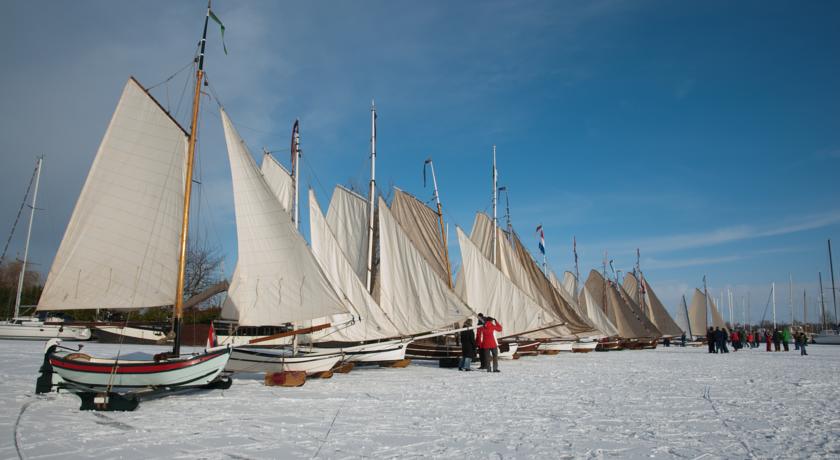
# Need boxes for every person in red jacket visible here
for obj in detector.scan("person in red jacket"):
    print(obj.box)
[476,317,502,373]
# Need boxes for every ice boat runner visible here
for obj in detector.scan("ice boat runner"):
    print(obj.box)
[218,110,349,375]
[0,157,91,341]
[34,5,232,410]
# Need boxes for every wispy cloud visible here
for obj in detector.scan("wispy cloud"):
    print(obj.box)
[643,255,744,270]
[594,209,840,256]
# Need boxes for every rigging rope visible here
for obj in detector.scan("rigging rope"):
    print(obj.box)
[1,162,38,264]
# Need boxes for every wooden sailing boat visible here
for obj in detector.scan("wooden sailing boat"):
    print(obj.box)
[0,157,91,341]
[217,110,349,375]
[34,6,231,410]
[582,270,661,349]
[622,272,683,338]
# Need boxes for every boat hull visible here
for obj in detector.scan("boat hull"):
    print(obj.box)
[406,338,517,360]
[50,347,231,391]
[311,340,409,363]
[226,347,342,375]
[572,341,598,353]
[813,332,840,345]
[0,321,91,341]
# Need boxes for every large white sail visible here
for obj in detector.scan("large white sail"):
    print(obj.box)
[561,271,578,298]
[687,289,709,337]
[38,78,187,311]
[707,295,729,332]
[220,109,347,326]
[378,198,473,332]
[325,186,369,283]
[260,153,294,212]
[456,227,551,336]
[309,189,401,341]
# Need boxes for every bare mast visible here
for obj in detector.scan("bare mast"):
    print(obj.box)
[424,158,452,287]
[829,239,837,327]
[14,156,42,320]
[173,2,211,356]
[365,101,377,293]
[491,145,498,265]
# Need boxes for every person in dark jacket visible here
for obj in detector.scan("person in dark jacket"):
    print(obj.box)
[680,332,686,347]
[459,319,476,371]
[716,328,729,353]
[707,327,716,353]
[476,317,502,373]
[798,332,808,356]
[773,329,782,351]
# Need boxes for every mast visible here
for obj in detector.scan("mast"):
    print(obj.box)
[573,236,580,293]
[14,156,42,319]
[602,251,608,314]
[635,249,643,312]
[772,282,776,330]
[703,275,709,330]
[491,145,498,265]
[829,239,837,327]
[364,101,377,292]
[293,119,301,230]
[819,272,827,330]
[789,273,794,326]
[173,2,211,356]
[747,291,751,330]
[424,158,452,287]
[803,289,807,332]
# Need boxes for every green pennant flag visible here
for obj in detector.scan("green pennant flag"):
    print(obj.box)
[209,10,227,55]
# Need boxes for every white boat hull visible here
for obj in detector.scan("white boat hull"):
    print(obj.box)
[813,331,840,345]
[572,341,598,353]
[498,342,518,359]
[227,347,343,375]
[311,340,409,363]
[541,341,574,352]
[49,346,231,391]
[0,321,91,341]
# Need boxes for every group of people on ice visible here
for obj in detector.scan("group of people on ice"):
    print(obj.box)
[458,313,503,372]
[706,326,809,356]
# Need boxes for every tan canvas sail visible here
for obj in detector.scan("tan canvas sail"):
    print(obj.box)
[675,295,690,335]
[456,227,556,336]
[325,186,369,283]
[562,271,578,299]
[389,189,450,284]
[308,189,401,341]
[220,109,348,326]
[708,295,729,332]
[623,273,683,337]
[617,282,662,337]
[687,288,709,337]
[577,284,621,337]
[468,213,573,338]
[39,78,188,311]
[378,198,473,332]
[583,270,657,339]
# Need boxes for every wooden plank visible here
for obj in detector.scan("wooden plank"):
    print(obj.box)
[248,323,331,344]
[264,371,306,387]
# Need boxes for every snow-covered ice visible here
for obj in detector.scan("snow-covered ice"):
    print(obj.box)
[2,340,839,459]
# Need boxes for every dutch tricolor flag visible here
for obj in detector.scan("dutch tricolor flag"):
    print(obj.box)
[536,225,545,255]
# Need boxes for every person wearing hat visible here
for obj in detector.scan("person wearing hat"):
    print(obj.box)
[476,316,503,373]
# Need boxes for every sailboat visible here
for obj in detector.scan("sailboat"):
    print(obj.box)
[686,281,728,339]
[34,6,231,410]
[552,271,620,351]
[582,270,661,349]
[674,295,692,339]
[217,110,350,375]
[622,272,683,339]
[0,157,91,341]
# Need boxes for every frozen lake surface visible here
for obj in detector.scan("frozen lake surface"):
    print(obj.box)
[1,340,839,459]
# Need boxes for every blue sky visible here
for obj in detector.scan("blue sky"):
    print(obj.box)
[1,1,839,323]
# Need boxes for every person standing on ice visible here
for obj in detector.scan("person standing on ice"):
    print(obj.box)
[476,316,502,373]
[782,328,791,351]
[765,330,772,351]
[680,332,686,347]
[476,313,488,370]
[717,328,729,353]
[707,327,716,353]
[459,319,476,371]
[773,329,782,351]
[797,332,808,356]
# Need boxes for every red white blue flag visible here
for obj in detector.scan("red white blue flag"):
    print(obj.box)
[536,225,545,255]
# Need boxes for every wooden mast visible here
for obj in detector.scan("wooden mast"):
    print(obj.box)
[14,156,42,320]
[424,158,452,288]
[173,2,211,356]
[365,101,376,293]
